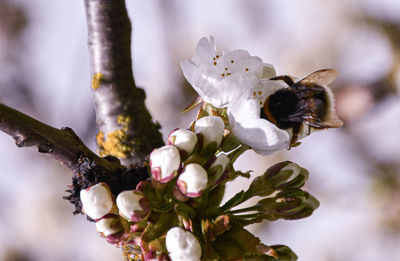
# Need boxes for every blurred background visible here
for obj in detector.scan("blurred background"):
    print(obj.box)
[0,0,399,260]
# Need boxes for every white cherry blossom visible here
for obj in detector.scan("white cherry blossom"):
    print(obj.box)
[180,36,275,108]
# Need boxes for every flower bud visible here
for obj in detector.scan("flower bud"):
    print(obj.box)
[255,189,319,220]
[209,154,230,172]
[177,163,208,198]
[116,190,150,222]
[246,161,308,198]
[166,227,202,261]
[96,214,128,245]
[150,145,181,183]
[167,128,198,157]
[80,183,114,220]
[194,116,224,152]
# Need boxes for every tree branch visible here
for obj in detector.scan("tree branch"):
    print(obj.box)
[84,0,164,166]
[0,102,151,214]
[0,103,123,175]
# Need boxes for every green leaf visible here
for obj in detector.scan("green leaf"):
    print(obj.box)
[141,212,175,243]
[220,190,245,212]
[142,181,162,209]
[232,169,252,179]
[220,132,241,152]
[213,225,277,259]
[174,202,196,219]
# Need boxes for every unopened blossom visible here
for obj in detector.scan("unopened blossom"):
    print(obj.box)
[116,190,150,222]
[96,214,128,244]
[150,145,181,183]
[208,154,230,174]
[80,182,114,220]
[177,163,208,198]
[167,128,198,156]
[194,116,224,150]
[180,36,276,108]
[166,227,202,261]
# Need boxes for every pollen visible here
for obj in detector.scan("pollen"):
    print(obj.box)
[221,73,225,77]
[213,57,216,61]
[225,67,228,71]
[245,68,249,71]
[227,73,231,76]
[216,55,220,58]
[253,91,256,96]
[213,62,217,66]
[231,60,234,63]
[258,91,262,95]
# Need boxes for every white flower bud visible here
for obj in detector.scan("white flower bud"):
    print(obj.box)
[167,128,198,156]
[95,214,128,245]
[150,145,181,183]
[166,227,202,261]
[209,154,230,173]
[194,116,224,150]
[96,215,124,237]
[177,163,208,198]
[116,190,150,222]
[80,183,113,220]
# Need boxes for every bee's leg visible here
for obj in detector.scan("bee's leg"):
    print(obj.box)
[289,124,300,149]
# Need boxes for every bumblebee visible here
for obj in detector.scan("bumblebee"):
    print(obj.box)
[261,69,343,148]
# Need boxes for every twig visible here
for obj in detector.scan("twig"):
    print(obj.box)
[0,102,124,181]
[84,0,164,166]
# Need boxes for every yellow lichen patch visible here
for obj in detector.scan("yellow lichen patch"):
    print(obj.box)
[117,115,132,129]
[91,72,104,90]
[96,115,134,159]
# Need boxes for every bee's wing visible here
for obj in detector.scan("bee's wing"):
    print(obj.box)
[297,69,338,86]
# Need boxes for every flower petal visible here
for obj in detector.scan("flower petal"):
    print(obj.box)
[228,80,290,155]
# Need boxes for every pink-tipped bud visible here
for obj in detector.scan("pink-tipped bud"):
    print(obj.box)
[116,190,150,222]
[167,128,198,157]
[177,163,208,198]
[166,227,202,261]
[150,145,181,183]
[95,214,128,245]
[80,182,114,220]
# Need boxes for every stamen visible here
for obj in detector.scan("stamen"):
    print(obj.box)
[245,68,249,71]
[221,73,225,77]
[213,62,217,66]
[231,60,234,63]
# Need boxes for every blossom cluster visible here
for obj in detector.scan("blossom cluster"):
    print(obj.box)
[181,36,342,154]
[77,36,342,261]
